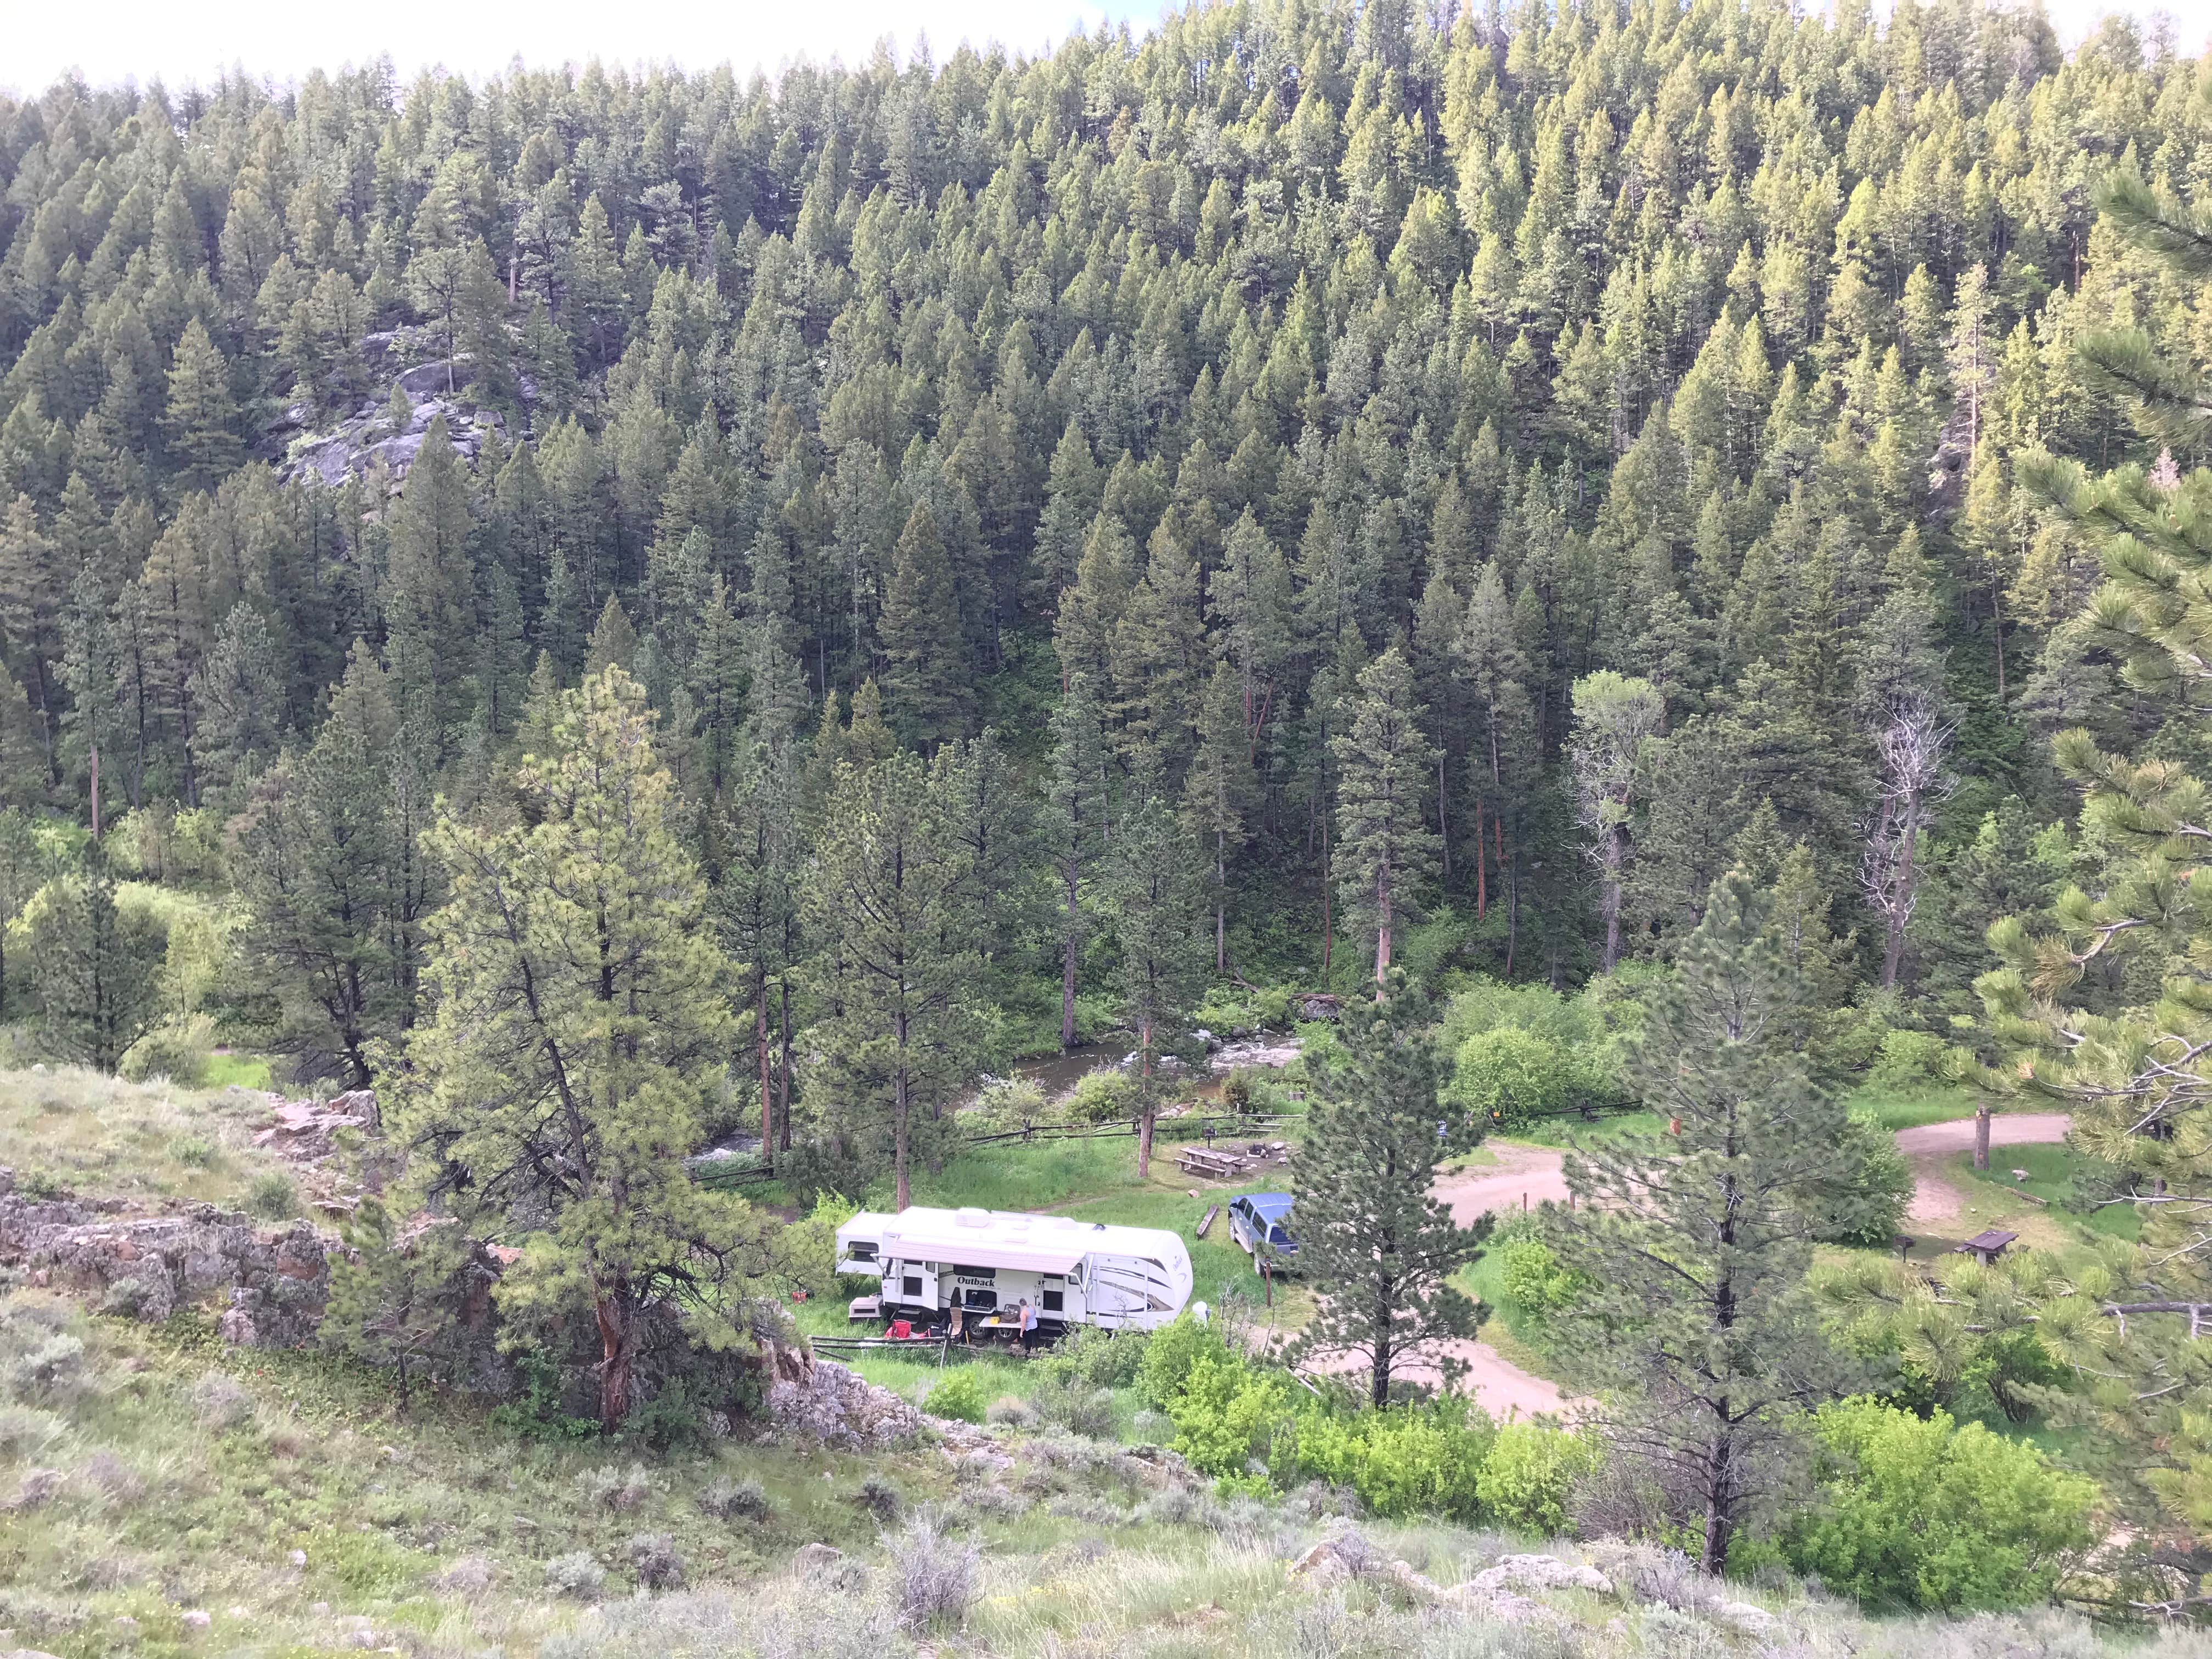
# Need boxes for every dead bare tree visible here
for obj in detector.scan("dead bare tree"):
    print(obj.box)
[1861,692,1955,990]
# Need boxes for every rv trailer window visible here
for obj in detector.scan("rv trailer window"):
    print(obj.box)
[950,1264,996,1280]
[1042,1290,1064,1312]
[847,1242,876,1260]
[901,1276,922,1297]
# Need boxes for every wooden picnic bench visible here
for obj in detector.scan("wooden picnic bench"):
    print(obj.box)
[1177,1146,1244,1179]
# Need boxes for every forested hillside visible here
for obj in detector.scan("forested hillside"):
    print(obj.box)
[1,0,2197,1078]
[14,0,2212,1634]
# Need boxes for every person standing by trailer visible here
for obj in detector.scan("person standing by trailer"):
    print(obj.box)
[1019,1299,1036,1353]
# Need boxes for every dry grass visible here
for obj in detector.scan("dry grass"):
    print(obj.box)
[0,1064,290,1209]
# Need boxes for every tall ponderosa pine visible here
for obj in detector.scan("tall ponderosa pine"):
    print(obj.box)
[1109,754,1207,1178]
[403,667,762,1430]
[1289,974,1488,1405]
[1045,669,1110,1051]
[231,642,433,1086]
[1548,871,1869,1573]
[1330,646,1438,986]
[1183,659,1255,971]
[803,748,978,1210]
[1977,115,2212,1590]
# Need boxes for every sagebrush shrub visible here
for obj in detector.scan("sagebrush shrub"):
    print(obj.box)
[189,1369,253,1430]
[891,1514,978,1632]
[699,1477,769,1521]
[544,1550,607,1598]
[627,1532,685,1589]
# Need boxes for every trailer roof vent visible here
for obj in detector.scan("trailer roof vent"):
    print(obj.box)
[955,1207,990,1227]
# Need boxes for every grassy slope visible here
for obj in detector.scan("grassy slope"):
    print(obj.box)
[0,1066,2179,1656]
[0,1068,299,1215]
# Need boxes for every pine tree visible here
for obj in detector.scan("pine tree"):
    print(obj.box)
[1045,669,1110,1051]
[1330,646,1438,986]
[802,748,978,1210]
[24,843,167,1073]
[1183,659,1256,971]
[1109,753,1207,1178]
[1289,974,1488,1405]
[583,592,639,679]
[321,1193,476,1411]
[232,642,433,1086]
[1548,871,1869,1573]
[161,319,241,494]
[403,667,758,1430]
[383,417,478,741]
[882,499,968,748]
[185,602,285,807]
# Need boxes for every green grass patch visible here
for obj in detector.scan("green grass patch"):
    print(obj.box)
[1454,1248,1571,1386]
[1498,1110,1671,1148]
[1959,1144,2141,1240]
[1846,1084,1981,1132]
[203,1052,274,1091]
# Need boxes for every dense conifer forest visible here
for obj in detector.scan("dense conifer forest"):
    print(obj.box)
[15,0,2212,1598]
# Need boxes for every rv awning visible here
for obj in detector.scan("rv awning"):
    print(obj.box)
[870,1209,1093,1276]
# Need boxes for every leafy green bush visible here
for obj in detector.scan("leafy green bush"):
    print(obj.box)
[1164,1352,1290,1477]
[1498,1233,1589,1318]
[1869,1026,1954,1092]
[246,1170,298,1220]
[1472,1421,1602,1535]
[120,1017,214,1086]
[1447,1028,1581,1127]
[1032,1323,1147,1392]
[923,1370,987,1423]
[1135,1312,1229,1406]
[1780,1399,2095,1610]
[1812,1120,1915,1246]
[1067,1066,1136,1124]
[1290,1397,1495,1521]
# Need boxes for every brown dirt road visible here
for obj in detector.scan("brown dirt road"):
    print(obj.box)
[1404,1113,2076,1419]
[1894,1111,2073,1223]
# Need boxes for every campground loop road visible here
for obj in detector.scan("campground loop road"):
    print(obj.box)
[1412,1112,2077,1420]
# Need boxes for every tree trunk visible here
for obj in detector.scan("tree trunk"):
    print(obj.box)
[1136,1028,1156,1179]
[1061,874,1080,1051]
[1880,814,1916,992]
[1974,1101,1991,1172]
[777,978,794,1152]
[1699,1446,1733,1575]
[595,1290,634,1431]
[757,991,774,1171]
[1991,583,2006,706]
[1601,826,1623,973]
[1374,874,1391,987]
[1474,798,1486,918]
[1437,752,1450,878]
[1216,827,1227,972]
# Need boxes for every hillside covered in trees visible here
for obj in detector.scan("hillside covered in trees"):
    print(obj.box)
[0,0,2196,1072]
[13,0,2212,1633]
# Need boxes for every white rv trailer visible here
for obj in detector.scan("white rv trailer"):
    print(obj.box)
[835,1206,1193,1333]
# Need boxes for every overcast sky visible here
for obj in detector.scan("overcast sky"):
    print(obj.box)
[0,0,2196,100]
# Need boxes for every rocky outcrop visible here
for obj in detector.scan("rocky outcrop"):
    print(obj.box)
[284,388,504,489]
[256,1090,378,1161]
[0,1170,330,1348]
[761,1344,922,1449]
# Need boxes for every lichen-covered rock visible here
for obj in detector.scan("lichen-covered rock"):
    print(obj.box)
[1468,1554,1615,1598]
[0,1182,330,1347]
[762,1346,922,1449]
